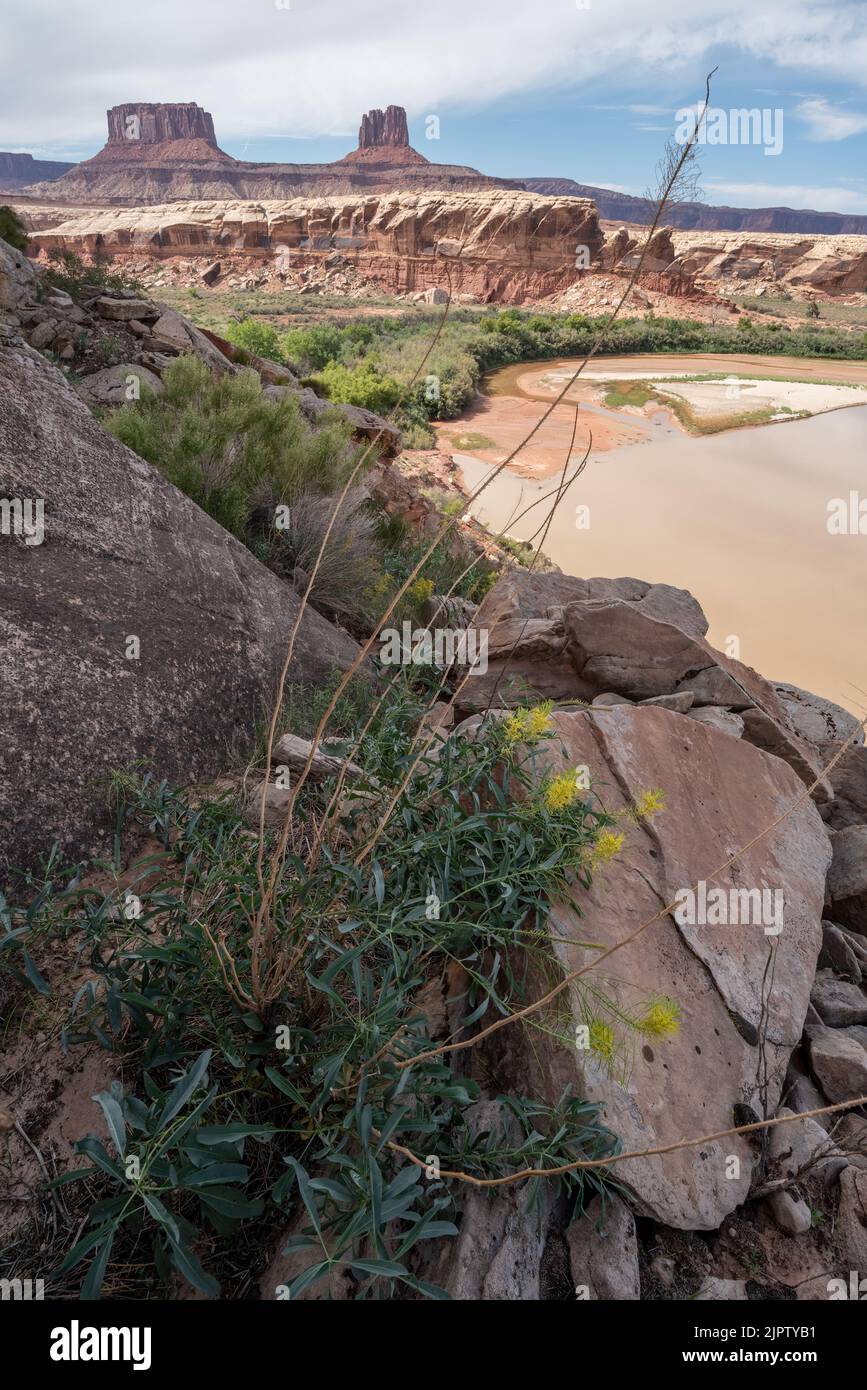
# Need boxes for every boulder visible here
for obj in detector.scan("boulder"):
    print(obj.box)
[28,320,57,349]
[565,1194,640,1300]
[826,825,867,934]
[147,304,236,374]
[0,235,37,309]
[835,1114,867,1171]
[74,362,164,407]
[819,923,863,983]
[93,295,158,322]
[768,1106,847,1186]
[479,705,830,1229]
[784,1050,828,1115]
[810,970,867,1027]
[767,1189,812,1235]
[639,692,695,712]
[825,745,867,831]
[412,1101,553,1299]
[807,1025,867,1103]
[773,683,864,755]
[0,339,360,877]
[463,572,830,803]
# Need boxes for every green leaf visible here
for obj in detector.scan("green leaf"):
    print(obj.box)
[157,1049,212,1128]
[91,1090,126,1158]
[286,1260,331,1299]
[349,1258,407,1278]
[142,1193,181,1244]
[22,948,50,995]
[55,1221,119,1276]
[180,1163,248,1188]
[80,1229,116,1301]
[284,1157,321,1238]
[196,1186,264,1220]
[168,1237,220,1299]
[265,1067,305,1105]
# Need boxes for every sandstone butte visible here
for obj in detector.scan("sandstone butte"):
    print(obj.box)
[25,191,606,303]
[24,101,522,203]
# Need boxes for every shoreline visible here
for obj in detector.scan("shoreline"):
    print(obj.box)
[437,353,867,480]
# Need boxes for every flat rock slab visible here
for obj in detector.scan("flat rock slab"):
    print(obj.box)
[514,706,829,1229]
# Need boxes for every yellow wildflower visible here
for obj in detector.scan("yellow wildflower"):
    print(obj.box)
[634,788,665,819]
[640,998,681,1038]
[588,1020,616,1064]
[543,769,580,812]
[592,830,624,865]
[502,701,553,746]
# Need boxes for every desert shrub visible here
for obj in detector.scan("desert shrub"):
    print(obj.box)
[104,354,361,540]
[317,359,402,415]
[282,323,345,371]
[252,485,383,625]
[224,317,285,363]
[42,247,143,299]
[0,204,28,251]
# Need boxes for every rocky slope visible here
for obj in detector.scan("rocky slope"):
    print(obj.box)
[0,235,401,874]
[24,190,605,303]
[263,567,867,1298]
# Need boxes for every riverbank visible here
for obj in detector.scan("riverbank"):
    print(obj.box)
[435,354,867,480]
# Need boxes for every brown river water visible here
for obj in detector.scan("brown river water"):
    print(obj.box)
[451,357,867,715]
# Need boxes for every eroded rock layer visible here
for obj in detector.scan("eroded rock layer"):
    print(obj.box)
[25,191,604,303]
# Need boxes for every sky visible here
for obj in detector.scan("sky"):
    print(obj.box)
[2,0,867,213]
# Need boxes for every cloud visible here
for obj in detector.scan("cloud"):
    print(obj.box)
[2,0,867,155]
[705,179,867,213]
[796,97,867,140]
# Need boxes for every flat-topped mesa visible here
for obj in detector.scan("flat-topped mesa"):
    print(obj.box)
[85,102,234,166]
[359,105,410,149]
[106,102,219,147]
[0,151,74,188]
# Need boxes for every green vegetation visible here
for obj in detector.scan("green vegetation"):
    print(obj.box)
[41,247,144,299]
[0,204,28,252]
[176,300,867,452]
[0,696,673,1299]
[101,355,495,629]
[600,378,788,436]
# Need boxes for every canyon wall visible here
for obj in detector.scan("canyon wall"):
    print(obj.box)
[0,151,74,190]
[26,190,604,303]
[670,229,867,295]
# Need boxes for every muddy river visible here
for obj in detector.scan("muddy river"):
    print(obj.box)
[447,355,867,714]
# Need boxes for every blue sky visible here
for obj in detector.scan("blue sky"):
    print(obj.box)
[3,0,867,213]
